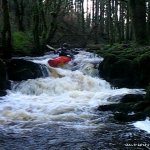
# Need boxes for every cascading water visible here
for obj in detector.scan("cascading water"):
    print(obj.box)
[0,51,143,126]
[0,50,149,150]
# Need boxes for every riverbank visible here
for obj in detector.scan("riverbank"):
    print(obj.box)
[88,43,150,88]
[89,43,150,122]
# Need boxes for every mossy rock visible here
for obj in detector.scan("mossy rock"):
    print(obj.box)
[138,54,150,87]
[102,54,118,65]
[99,57,139,87]
[98,44,150,88]
[110,59,133,78]
[120,94,144,103]
[99,54,118,79]
[109,59,141,88]
[111,78,135,88]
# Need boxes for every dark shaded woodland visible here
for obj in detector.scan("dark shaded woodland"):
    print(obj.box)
[0,0,150,58]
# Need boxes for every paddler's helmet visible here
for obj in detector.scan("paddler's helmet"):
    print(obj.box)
[62,43,69,49]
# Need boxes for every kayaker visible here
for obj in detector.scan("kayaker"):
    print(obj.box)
[55,43,74,59]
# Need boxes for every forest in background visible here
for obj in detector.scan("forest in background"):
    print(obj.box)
[0,0,150,58]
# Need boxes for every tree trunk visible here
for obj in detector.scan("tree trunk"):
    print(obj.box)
[120,2,125,41]
[81,0,85,33]
[92,0,95,26]
[148,1,150,42]
[114,0,121,42]
[126,2,130,42]
[46,0,62,43]
[46,13,58,43]
[1,0,12,59]
[39,0,47,39]
[99,0,105,37]
[94,0,99,44]
[129,0,147,45]
[13,0,25,31]
[108,0,113,44]
[32,0,40,50]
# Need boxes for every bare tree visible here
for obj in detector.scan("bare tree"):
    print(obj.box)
[129,0,147,44]
[1,0,12,58]
[13,0,25,31]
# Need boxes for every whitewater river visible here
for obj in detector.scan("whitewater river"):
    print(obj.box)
[0,51,150,150]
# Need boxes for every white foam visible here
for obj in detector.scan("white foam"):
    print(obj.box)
[0,51,145,127]
[133,118,150,133]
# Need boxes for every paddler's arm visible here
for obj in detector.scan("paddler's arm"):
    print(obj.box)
[46,45,58,54]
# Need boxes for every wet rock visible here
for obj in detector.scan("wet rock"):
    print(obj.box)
[98,53,150,88]
[0,90,7,96]
[99,54,118,81]
[7,59,45,81]
[114,112,146,122]
[0,59,10,96]
[120,94,145,103]
[111,78,135,88]
[145,84,150,101]
[98,104,118,111]
[144,107,150,117]
[0,59,7,89]
[110,59,134,79]
[133,101,150,112]
[99,56,139,88]
[138,54,150,87]
[98,103,134,113]
[98,93,148,122]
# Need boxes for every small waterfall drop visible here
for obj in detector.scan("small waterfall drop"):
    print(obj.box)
[0,51,145,128]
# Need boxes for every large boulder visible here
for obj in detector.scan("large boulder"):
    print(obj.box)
[0,59,9,96]
[138,54,150,87]
[99,53,150,88]
[7,59,47,81]
[114,112,146,122]
[99,57,136,88]
[99,54,143,88]
[98,94,148,122]
[120,94,145,103]
[99,54,118,81]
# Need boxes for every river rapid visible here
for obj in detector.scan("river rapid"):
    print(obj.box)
[0,50,149,150]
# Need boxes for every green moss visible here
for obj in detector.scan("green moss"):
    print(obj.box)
[98,43,150,61]
[98,43,150,88]
[12,32,33,55]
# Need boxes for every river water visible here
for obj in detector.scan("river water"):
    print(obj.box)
[0,51,149,150]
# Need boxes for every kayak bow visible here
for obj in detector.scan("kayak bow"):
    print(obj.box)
[48,56,72,67]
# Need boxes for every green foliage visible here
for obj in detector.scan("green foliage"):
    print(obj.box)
[98,43,150,60]
[12,32,33,55]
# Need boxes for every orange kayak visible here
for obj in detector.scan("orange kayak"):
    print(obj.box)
[48,56,72,67]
